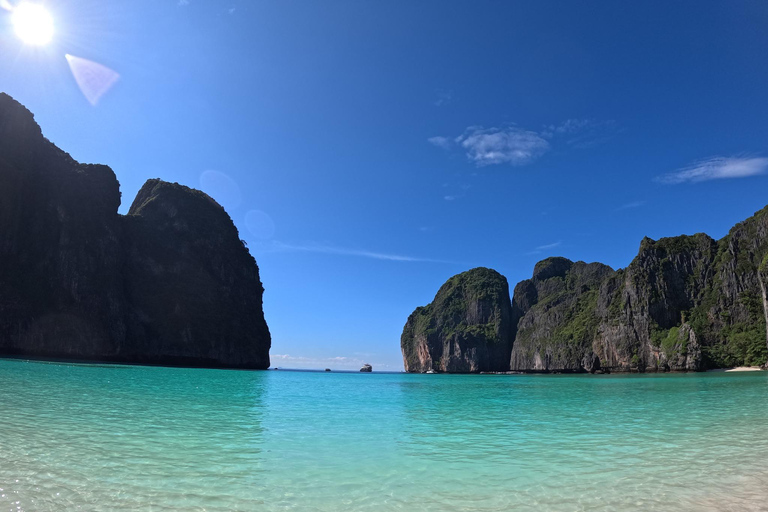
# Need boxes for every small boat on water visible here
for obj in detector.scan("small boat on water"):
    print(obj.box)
[426,369,436,374]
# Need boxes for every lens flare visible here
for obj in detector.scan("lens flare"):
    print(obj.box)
[245,210,276,239]
[200,171,243,211]
[12,2,54,45]
[65,54,120,106]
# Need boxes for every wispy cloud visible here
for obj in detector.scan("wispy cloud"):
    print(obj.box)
[443,195,456,201]
[527,241,562,255]
[428,136,452,150]
[616,200,645,211]
[547,118,596,135]
[541,118,620,148]
[433,89,453,107]
[656,156,768,184]
[268,241,457,264]
[177,0,189,6]
[536,241,561,251]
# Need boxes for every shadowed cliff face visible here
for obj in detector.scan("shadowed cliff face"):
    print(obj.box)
[120,180,271,368]
[594,234,716,371]
[402,211,768,373]
[595,219,768,371]
[400,267,513,373]
[0,93,271,369]
[510,258,614,372]
[0,93,126,358]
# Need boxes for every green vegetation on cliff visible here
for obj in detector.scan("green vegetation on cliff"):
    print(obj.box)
[401,267,513,373]
[403,206,768,373]
[510,258,610,372]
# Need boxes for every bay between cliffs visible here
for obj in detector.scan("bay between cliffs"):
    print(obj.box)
[1,359,767,511]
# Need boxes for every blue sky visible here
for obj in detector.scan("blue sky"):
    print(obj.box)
[2,0,767,370]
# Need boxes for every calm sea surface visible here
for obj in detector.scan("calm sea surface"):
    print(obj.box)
[1,359,767,511]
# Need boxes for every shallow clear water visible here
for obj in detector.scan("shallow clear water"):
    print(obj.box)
[1,359,767,511]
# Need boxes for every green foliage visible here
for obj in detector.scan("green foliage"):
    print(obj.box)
[649,324,663,348]
[728,328,767,366]
[650,325,686,359]
[706,320,768,367]
[558,292,597,342]
[697,288,768,368]
[406,205,768,372]
[760,253,768,272]
[535,287,568,308]
[605,271,626,321]
[736,258,754,275]
[740,292,762,317]
[661,326,682,358]
[462,323,499,340]
[686,265,723,344]
[408,267,508,343]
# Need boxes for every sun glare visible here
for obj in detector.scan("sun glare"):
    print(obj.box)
[12,2,54,46]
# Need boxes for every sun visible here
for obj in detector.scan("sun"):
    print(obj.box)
[12,2,54,46]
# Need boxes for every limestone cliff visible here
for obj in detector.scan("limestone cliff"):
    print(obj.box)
[593,233,717,371]
[400,268,513,373]
[0,93,271,368]
[510,257,613,372]
[402,209,768,373]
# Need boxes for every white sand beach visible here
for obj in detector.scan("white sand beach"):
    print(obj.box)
[708,366,765,372]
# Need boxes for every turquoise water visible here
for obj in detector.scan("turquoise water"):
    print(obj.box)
[1,360,767,511]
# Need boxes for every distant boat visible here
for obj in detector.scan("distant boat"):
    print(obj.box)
[360,364,372,372]
[426,369,436,374]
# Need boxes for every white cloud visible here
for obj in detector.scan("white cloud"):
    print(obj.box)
[455,126,550,166]
[444,195,455,201]
[544,118,595,136]
[617,200,645,210]
[268,241,457,264]
[536,241,561,251]
[542,118,619,148]
[429,118,616,167]
[428,136,452,150]
[657,156,768,184]
[527,241,562,255]
[433,89,453,107]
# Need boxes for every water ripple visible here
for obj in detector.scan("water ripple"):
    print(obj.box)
[1,361,767,511]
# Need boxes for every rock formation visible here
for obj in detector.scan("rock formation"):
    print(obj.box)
[400,267,513,373]
[592,234,715,372]
[360,364,372,372]
[0,93,271,369]
[402,212,768,373]
[510,257,613,372]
